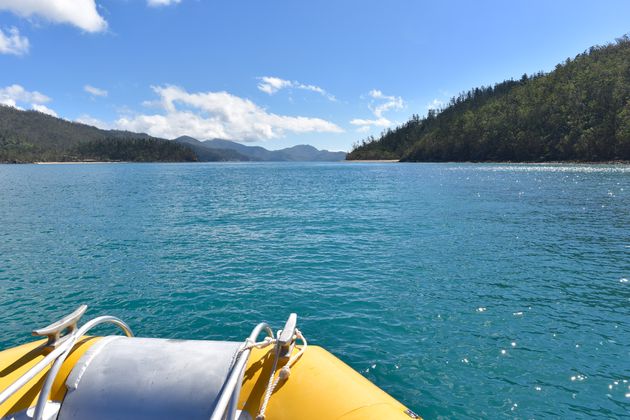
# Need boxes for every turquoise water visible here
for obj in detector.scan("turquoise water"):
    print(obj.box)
[0,162,629,418]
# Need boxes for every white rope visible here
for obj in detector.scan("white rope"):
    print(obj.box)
[229,336,277,370]
[256,328,307,420]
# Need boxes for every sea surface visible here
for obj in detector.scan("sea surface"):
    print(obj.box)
[0,162,629,419]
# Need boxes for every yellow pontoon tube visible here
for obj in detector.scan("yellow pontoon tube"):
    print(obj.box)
[0,306,421,420]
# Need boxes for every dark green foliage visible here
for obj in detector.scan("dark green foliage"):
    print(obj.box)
[73,138,196,162]
[347,36,630,162]
[0,106,196,163]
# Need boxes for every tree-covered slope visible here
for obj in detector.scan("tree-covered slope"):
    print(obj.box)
[348,36,630,162]
[0,106,196,162]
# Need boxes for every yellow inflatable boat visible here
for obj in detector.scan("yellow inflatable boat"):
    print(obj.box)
[0,305,421,420]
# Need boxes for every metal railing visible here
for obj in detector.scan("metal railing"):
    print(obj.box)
[32,316,133,420]
[209,323,274,420]
[0,306,133,420]
[1,306,291,420]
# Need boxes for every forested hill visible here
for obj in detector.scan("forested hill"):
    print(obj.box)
[0,106,196,163]
[347,36,630,162]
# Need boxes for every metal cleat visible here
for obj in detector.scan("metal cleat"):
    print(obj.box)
[32,305,87,348]
[277,313,297,358]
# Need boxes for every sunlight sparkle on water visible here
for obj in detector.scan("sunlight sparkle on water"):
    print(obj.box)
[460,164,630,174]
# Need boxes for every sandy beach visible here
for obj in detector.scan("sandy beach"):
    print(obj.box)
[343,159,399,163]
[34,161,124,165]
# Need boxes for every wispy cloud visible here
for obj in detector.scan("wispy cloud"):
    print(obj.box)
[0,26,29,55]
[115,85,343,141]
[350,89,404,131]
[257,76,336,101]
[84,84,108,98]
[349,117,390,127]
[257,77,291,95]
[425,90,451,112]
[367,89,404,118]
[147,0,181,7]
[0,0,107,32]
[426,98,445,110]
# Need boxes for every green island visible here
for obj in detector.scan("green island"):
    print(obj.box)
[0,106,197,163]
[347,36,630,162]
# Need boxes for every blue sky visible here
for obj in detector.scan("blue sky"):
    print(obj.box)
[1,0,629,152]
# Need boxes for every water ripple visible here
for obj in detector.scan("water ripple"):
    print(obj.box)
[0,162,628,418]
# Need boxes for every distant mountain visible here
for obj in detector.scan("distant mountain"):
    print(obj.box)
[173,136,250,162]
[0,106,196,163]
[202,139,275,161]
[278,144,347,161]
[202,138,346,161]
[0,105,346,163]
[348,36,630,162]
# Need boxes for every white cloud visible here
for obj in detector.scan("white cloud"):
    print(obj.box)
[350,89,404,130]
[349,117,390,127]
[426,98,445,110]
[0,98,18,108]
[84,84,108,97]
[32,103,57,117]
[0,26,29,55]
[0,84,58,115]
[257,76,336,101]
[115,85,343,140]
[0,84,50,106]
[75,114,109,128]
[0,0,107,32]
[147,0,181,7]
[367,89,404,118]
[257,77,292,95]
[368,90,384,99]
